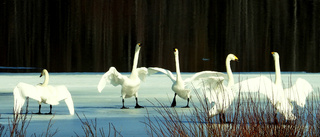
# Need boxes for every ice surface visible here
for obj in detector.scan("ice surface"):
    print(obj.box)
[0,72,319,136]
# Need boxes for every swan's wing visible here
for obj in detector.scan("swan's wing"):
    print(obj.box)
[198,76,225,91]
[199,77,235,114]
[64,94,74,115]
[188,76,224,102]
[55,85,74,115]
[43,85,74,115]
[148,67,176,82]
[97,67,125,92]
[185,71,226,91]
[137,67,148,82]
[13,83,41,114]
[16,82,42,101]
[284,78,313,107]
[13,86,25,114]
[185,71,227,83]
[232,76,277,96]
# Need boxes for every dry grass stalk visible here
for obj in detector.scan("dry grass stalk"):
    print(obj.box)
[143,85,320,136]
[75,112,122,137]
[0,98,58,137]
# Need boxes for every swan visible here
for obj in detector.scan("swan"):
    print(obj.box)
[231,52,298,120]
[272,52,313,108]
[13,69,74,115]
[199,54,238,122]
[97,43,148,109]
[148,48,227,108]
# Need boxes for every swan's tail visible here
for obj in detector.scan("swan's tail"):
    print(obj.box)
[13,86,25,114]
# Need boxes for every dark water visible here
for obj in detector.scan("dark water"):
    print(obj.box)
[0,0,319,72]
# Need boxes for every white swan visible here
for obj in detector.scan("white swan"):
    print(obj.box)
[272,52,313,108]
[13,69,74,115]
[199,54,238,122]
[97,43,148,109]
[148,48,227,108]
[232,52,297,120]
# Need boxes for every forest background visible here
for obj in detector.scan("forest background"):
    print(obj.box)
[0,0,319,72]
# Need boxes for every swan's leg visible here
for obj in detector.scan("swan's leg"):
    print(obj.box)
[134,97,144,108]
[121,99,129,109]
[182,98,190,108]
[219,113,226,123]
[274,113,278,125]
[47,105,52,114]
[171,93,177,107]
[34,104,42,114]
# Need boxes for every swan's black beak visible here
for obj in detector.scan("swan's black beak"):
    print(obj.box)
[40,73,43,77]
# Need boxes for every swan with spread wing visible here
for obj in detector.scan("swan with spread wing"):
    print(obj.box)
[231,52,312,120]
[97,43,148,109]
[199,54,238,122]
[13,69,74,115]
[272,52,313,108]
[148,48,227,108]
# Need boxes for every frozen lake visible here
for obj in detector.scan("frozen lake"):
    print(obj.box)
[0,72,319,136]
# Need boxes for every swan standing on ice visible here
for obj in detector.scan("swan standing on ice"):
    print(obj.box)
[148,48,227,108]
[13,69,74,115]
[200,54,238,122]
[232,52,300,120]
[97,43,148,109]
[272,52,313,108]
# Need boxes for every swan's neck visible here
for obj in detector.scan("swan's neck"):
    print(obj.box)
[175,53,182,81]
[226,58,234,87]
[274,57,282,86]
[42,71,49,86]
[130,48,140,78]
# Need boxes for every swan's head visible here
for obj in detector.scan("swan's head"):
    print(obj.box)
[173,48,179,55]
[227,54,238,62]
[271,52,279,59]
[40,69,48,77]
[135,43,142,52]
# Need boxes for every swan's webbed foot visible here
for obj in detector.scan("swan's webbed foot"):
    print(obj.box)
[121,99,128,109]
[171,102,176,107]
[135,105,144,108]
[33,104,42,114]
[46,105,53,114]
[134,97,144,108]
[181,98,190,108]
[33,112,42,114]
[171,93,177,107]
